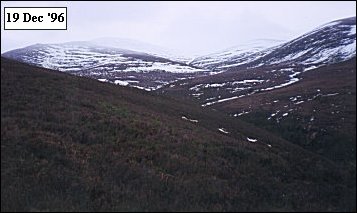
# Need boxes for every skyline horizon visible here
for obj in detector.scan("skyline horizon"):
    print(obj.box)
[2,15,355,58]
[1,1,356,56]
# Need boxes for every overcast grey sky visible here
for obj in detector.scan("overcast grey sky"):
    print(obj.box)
[1,1,356,56]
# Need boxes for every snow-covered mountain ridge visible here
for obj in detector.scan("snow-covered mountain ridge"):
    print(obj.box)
[191,17,356,71]
[2,41,208,90]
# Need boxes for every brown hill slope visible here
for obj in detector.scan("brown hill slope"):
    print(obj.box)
[1,57,355,211]
[162,58,356,164]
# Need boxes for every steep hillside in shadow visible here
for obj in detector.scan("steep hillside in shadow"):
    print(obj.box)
[1,58,355,211]
[162,58,356,165]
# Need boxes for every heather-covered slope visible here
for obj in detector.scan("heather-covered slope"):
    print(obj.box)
[162,58,356,165]
[1,58,355,211]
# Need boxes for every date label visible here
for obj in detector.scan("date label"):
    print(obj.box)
[4,7,67,30]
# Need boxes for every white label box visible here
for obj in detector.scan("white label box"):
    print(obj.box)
[4,7,67,30]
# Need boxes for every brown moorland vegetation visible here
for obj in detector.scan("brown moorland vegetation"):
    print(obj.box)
[1,57,355,211]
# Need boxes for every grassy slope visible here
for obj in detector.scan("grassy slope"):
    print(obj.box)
[1,57,355,211]
[161,58,356,165]
[217,59,357,164]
